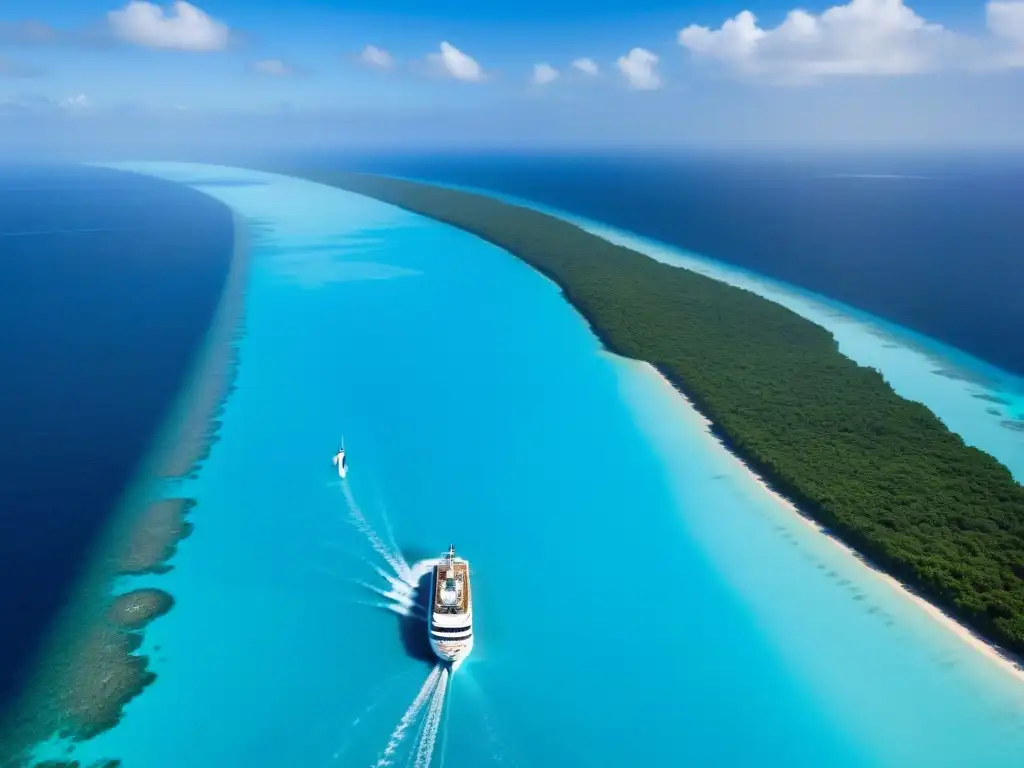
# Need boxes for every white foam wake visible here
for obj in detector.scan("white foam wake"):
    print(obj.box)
[374,492,405,567]
[380,559,438,611]
[437,667,454,768]
[356,578,416,607]
[404,558,437,588]
[350,598,422,618]
[373,664,442,767]
[354,579,425,620]
[413,666,450,768]
[344,557,436,623]
[342,481,411,580]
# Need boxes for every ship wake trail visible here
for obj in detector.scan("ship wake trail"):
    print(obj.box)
[341,481,411,581]
[368,476,404,563]
[373,664,442,767]
[352,598,424,618]
[354,578,424,620]
[438,668,453,768]
[413,666,450,768]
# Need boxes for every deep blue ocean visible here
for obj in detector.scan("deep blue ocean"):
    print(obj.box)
[0,165,234,708]
[331,151,1024,377]
[2,155,1024,766]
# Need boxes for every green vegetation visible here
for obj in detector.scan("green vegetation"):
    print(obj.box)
[289,170,1024,656]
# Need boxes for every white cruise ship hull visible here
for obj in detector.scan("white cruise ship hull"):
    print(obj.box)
[429,634,474,665]
[428,550,473,667]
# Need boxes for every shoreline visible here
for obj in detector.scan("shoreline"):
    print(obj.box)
[357,174,1024,481]
[309,170,1024,659]
[633,359,1024,686]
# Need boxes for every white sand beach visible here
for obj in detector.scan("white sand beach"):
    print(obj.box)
[634,359,1024,686]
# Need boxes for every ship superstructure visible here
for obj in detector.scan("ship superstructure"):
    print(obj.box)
[428,544,473,666]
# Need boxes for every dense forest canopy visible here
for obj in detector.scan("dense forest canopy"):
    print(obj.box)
[285,169,1024,657]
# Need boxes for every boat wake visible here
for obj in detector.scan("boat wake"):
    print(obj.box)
[331,480,452,766]
[356,560,434,621]
[414,665,450,768]
[341,480,412,582]
[331,477,438,655]
[356,576,423,619]
[373,663,451,768]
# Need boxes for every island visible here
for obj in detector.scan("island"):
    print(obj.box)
[284,170,1024,657]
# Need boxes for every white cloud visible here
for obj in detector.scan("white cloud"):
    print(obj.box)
[987,1,1024,65]
[251,59,292,76]
[533,63,558,85]
[571,57,599,75]
[427,41,485,82]
[60,93,91,110]
[616,47,661,89]
[359,44,394,69]
[677,0,970,82]
[989,1,1024,42]
[108,1,229,51]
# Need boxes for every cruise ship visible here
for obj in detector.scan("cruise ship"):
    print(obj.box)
[428,545,473,666]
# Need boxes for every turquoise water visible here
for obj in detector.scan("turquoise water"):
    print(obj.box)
[406,178,1023,483]
[52,163,1024,767]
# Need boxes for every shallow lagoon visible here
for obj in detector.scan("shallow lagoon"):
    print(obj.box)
[393,177,1024,484]
[55,163,1024,767]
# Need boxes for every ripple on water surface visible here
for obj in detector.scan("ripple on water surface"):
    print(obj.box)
[53,163,1024,768]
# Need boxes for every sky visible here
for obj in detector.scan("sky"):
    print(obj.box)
[1,0,1023,155]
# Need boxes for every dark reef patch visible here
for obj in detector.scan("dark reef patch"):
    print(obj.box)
[155,210,250,482]
[0,164,236,720]
[973,393,1011,405]
[42,621,154,740]
[114,499,194,576]
[107,589,175,631]
[1002,420,1024,433]
[0,210,252,767]
[932,366,986,385]
[0,587,165,766]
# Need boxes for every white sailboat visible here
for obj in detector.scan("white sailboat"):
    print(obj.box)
[332,438,348,479]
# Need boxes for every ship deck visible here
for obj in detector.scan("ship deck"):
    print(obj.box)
[433,561,470,614]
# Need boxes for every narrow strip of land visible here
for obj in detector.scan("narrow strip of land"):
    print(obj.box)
[283,169,1024,658]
